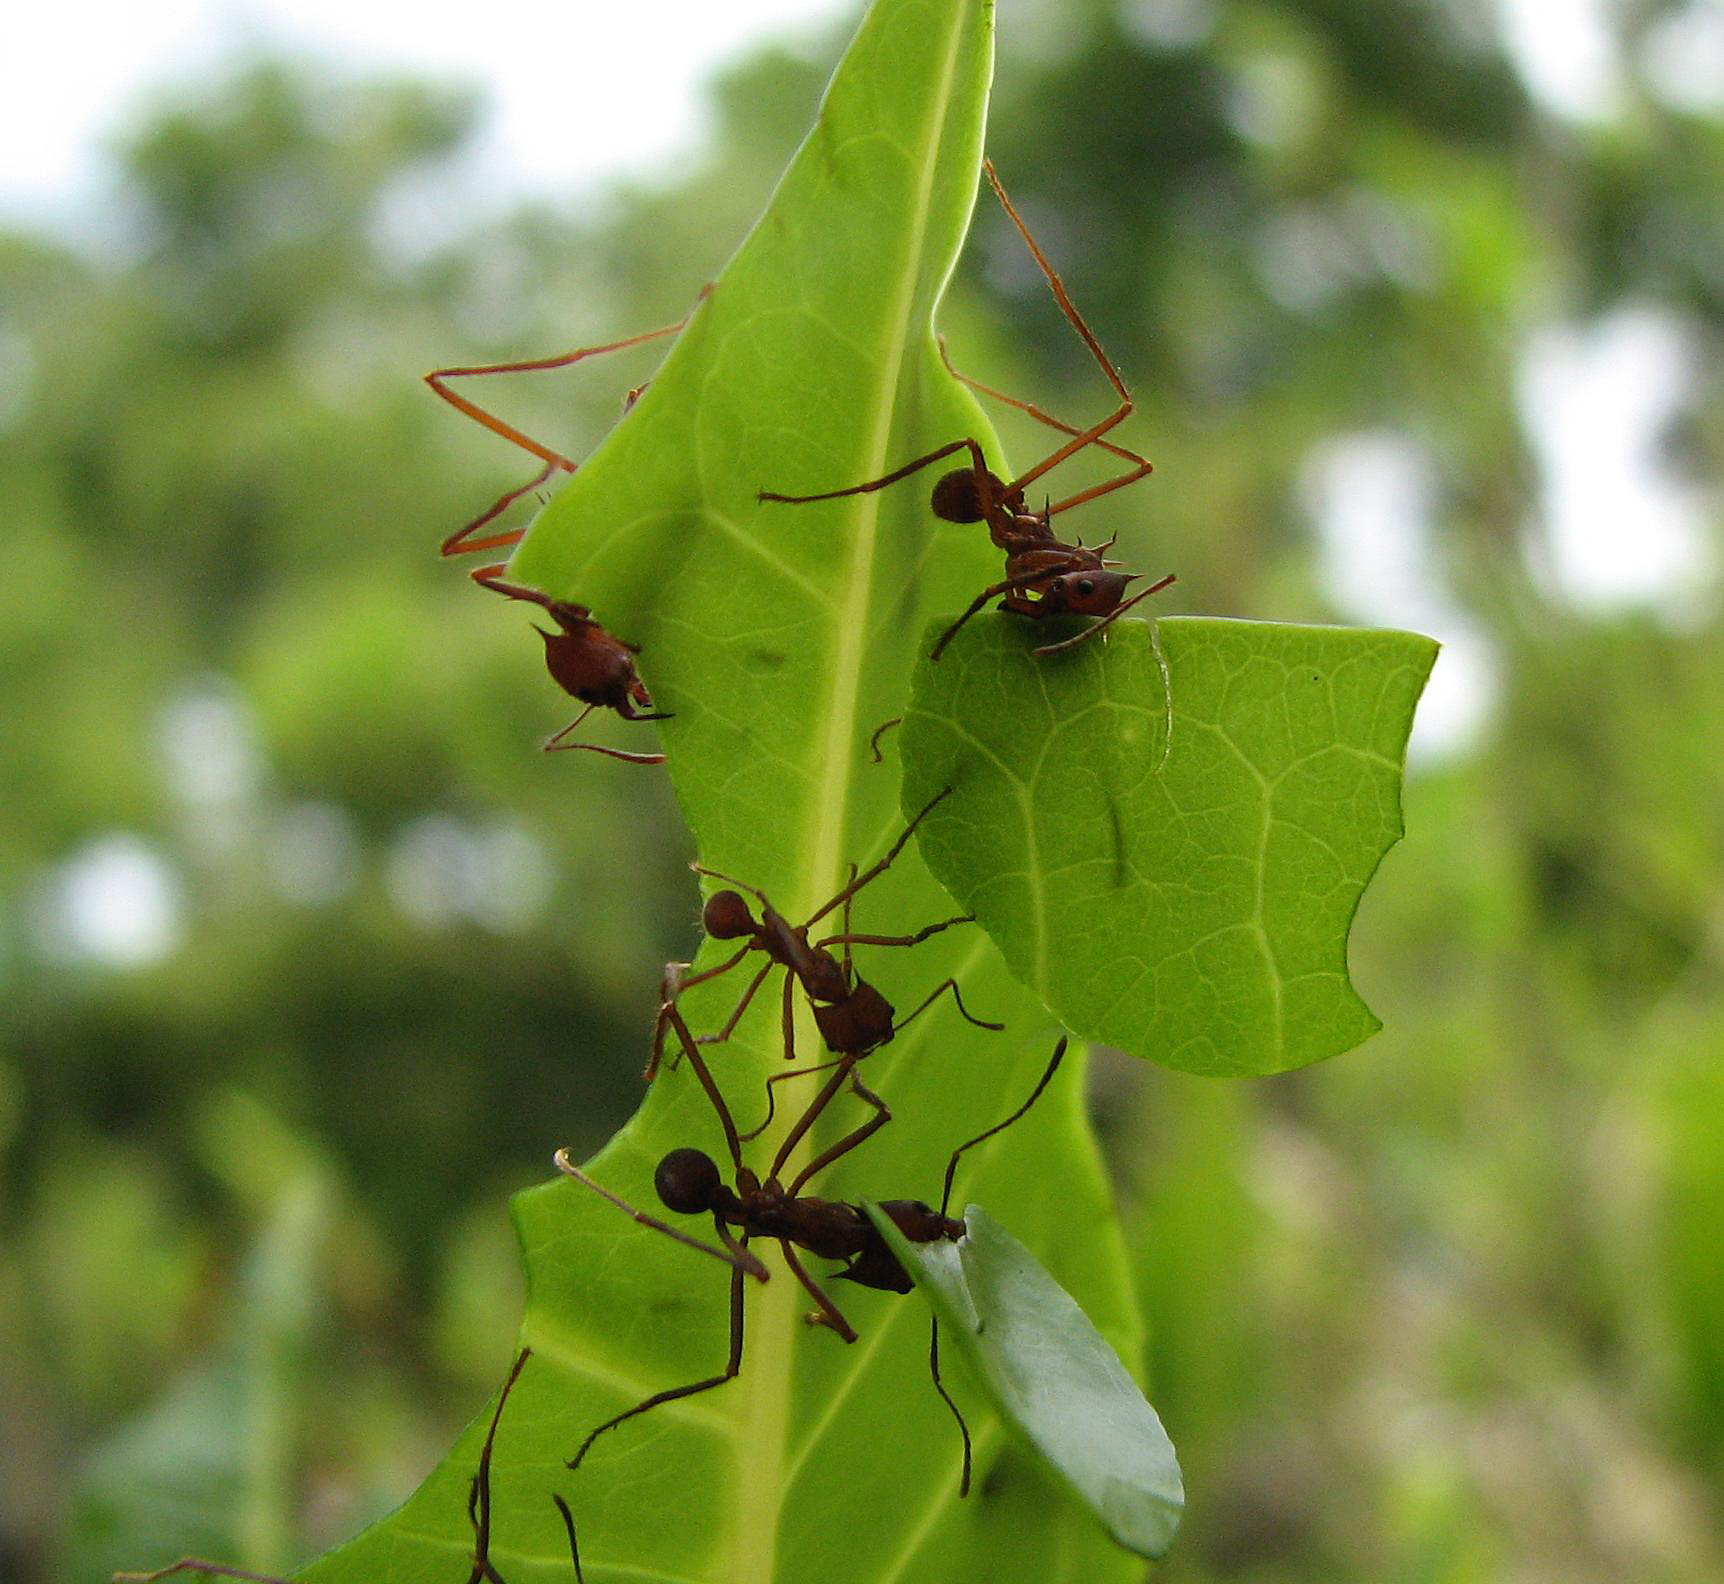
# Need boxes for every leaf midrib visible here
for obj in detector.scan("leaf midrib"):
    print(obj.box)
[729,9,976,1581]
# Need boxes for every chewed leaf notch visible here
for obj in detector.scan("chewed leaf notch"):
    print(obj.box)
[901,614,1439,1075]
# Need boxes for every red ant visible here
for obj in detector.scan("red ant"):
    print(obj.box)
[649,787,1000,1086]
[555,999,1069,1533]
[471,571,672,765]
[427,303,711,764]
[759,161,1173,660]
[113,1349,563,1584]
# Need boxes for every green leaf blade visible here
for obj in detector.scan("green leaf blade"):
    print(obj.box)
[901,615,1439,1075]
[867,1203,1184,1559]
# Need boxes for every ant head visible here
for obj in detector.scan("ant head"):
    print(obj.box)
[1048,568,1136,616]
[655,1147,723,1214]
[702,890,758,939]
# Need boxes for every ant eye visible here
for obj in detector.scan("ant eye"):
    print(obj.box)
[1078,579,1096,596]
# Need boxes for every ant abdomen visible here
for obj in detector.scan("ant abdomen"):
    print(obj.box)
[655,1148,723,1214]
[931,467,997,524]
[701,891,756,940]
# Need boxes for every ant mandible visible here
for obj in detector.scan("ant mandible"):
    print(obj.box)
[470,571,672,765]
[759,161,1173,660]
[556,998,1069,1511]
[648,787,1000,1084]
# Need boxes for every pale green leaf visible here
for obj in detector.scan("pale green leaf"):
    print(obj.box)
[866,1202,1184,1558]
[900,615,1438,1075]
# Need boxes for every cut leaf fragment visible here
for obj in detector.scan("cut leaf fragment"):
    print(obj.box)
[901,614,1439,1075]
[867,1202,1184,1559]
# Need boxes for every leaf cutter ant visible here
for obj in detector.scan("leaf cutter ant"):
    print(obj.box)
[759,161,1173,660]
[472,571,672,765]
[554,1004,1070,1526]
[648,787,999,1081]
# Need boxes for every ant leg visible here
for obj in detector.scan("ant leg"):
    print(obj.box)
[442,457,569,561]
[929,1316,974,1497]
[543,706,669,765]
[814,913,973,952]
[930,560,1072,662]
[426,314,695,471]
[1031,573,1176,659]
[471,572,559,609]
[938,335,1146,470]
[768,1057,859,1182]
[939,1038,1069,1218]
[544,704,598,749]
[543,695,667,761]
[1043,457,1155,519]
[645,946,753,1079]
[787,1070,892,1195]
[545,740,668,766]
[980,162,1138,501]
[465,1347,533,1584]
[839,862,858,982]
[612,698,674,724]
[930,580,1016,662]
[551,1495,584,1584]
[758,437,986,506]
[891,978,1003,1036]
[661,1005,751,1176]
[803,788,954,930]
[737,1056,849,1142]
[780,968,797,1066]
[691,960,775,1051]
[113,1565,291,1583]
[552,1149,767,1281]
[779,1242,858,1342]
[566,1257,747,1472]
[868,716,903,764]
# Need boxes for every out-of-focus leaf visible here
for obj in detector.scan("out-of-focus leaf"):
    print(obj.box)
[900,615,1438,1074]
[67,1176,330,1584]
[868,1202,1184,1558]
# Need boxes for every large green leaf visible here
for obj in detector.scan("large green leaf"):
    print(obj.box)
[900,615,1438,1075]
[296,2,1145,1581]
[868,1203,1184,1559]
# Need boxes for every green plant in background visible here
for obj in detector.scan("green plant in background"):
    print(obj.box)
[28,0,1722,1579]
[144,1,1433,1579]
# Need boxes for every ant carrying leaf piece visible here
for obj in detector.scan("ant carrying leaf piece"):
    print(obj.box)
[113,1349,552,1584]
[472,571,672,765]
[759,161,1173,660]
[554,1005,1070,1531]
[649,787,1000,1084]
[427,295,708,570]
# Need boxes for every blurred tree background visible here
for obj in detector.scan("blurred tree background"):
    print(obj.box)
[3,0,1722,1579]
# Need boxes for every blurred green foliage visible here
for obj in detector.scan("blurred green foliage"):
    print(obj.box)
[1,0,1721,1579]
